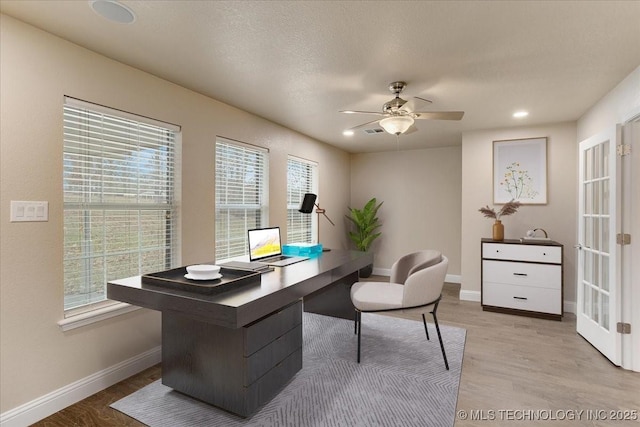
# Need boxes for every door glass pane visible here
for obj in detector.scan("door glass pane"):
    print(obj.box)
[585,217,592,248]
[602,141,609,177]
[585,182,592,214]
[593,253,600,288]
[602,217,609,254]
[583,283,591,317]
[592,288,599,323]
[584,148,593,181]
[601,255,609,291]
[600,181,606,214]
[602,179,609,215]
[594,145,601,178]
[584,251,592,283]
[602,293,609,329]
[593,218,600,251]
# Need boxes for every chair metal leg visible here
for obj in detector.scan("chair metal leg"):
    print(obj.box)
[421,313,430,340]
[357,310,362,363]
[354,310,358,335]
[432,307,449,370]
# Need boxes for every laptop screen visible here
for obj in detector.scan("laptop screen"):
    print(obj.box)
[248,227,282,261]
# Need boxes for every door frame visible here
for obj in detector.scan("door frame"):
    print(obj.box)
[621,108,639,372]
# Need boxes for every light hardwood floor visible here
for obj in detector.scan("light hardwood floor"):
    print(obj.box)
[404,283,639,427]
[33,280,639,426]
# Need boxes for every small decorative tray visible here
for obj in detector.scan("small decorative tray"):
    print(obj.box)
[142,265,261,295]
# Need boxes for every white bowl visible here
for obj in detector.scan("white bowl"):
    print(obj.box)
[186,264,220,278]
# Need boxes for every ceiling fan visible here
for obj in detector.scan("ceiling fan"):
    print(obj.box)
[340,81,464,135]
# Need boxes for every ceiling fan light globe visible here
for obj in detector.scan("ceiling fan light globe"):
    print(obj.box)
[380,116,414,135]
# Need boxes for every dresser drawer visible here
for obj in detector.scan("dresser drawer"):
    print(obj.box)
[244,323,302,386]
[483,243,561,264]
[483,282,561,314]
[244,300,302,356]
[483,260,561,290]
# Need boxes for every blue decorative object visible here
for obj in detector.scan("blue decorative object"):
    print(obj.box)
[283,243,323,257]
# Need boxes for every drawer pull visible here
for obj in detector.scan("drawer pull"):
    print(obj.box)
[513,273,528,277]
[513,296,528,300]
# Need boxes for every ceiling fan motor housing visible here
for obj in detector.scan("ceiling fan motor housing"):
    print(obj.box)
[383,97,407,114]
[384,81,409,113]
[388,81,407,94]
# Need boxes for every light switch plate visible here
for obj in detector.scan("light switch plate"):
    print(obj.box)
[10,201,49,222]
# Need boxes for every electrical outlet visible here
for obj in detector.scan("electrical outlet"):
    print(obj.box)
[10,201,48,222]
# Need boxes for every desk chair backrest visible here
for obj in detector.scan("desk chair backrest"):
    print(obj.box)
[390,250,442,284]
[402,255,448,308]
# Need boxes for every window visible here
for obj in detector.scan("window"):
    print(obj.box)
[63,97,180,313]
[287,156,318,244]
[215,138,268,260]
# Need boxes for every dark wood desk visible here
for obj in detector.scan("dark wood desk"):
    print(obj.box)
[107,249,372,417]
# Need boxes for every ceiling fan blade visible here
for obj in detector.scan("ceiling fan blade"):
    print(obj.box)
[401,96,433,113]
[413,96,433,104]
[339,110,386,116]
[413,111,465,120]
[347,118,383,130]
[402,123,419,135]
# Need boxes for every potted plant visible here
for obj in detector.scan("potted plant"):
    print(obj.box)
[345,197,383,277]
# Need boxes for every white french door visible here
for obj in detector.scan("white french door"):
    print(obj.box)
[577,125,621,365]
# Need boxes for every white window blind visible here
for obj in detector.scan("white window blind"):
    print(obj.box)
[215,138,268,259]
[63,98,180,313]
[287,156,318,244]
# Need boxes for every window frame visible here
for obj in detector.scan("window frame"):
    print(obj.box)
[62,97,181,319]
[215,137,269,261]
[287,156,319,244]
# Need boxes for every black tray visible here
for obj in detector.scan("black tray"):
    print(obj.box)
[141,266,261,295]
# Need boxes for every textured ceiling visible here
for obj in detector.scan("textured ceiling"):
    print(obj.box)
[1,1,639,153]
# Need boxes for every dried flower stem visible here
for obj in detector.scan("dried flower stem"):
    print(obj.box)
[478,200,521,220]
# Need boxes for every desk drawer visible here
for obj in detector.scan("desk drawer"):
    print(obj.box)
[483,260,561,290]
[244,323,302,386]
[243,347,303,415]
[244,300,302,356]
[483,282,561,314]
[483,243,561,264]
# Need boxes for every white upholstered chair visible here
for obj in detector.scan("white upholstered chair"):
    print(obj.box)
[350,250,449,369]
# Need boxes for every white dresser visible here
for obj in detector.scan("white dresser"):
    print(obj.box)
[481,238,563,320]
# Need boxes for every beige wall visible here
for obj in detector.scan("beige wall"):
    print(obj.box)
[577,65,640,141]
[460,123,578,304]
[0,15,350,413]
[350,146,462,275]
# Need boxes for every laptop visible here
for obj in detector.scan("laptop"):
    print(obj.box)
[248,227,309,267]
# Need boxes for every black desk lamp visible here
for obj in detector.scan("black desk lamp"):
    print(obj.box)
[299,193,334,251]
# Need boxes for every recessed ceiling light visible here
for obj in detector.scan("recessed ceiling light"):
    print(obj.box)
[513,111,529,118]
[89,0,136,24]
[343,130,354,136]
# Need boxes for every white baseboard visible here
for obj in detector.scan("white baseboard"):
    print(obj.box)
[459,290,481,302]
[445,274,461,284]
[564,300,576,314]
[371,267,390,276]
[0,346,161,427]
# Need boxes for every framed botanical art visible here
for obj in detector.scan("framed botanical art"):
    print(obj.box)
[493,137,547,204]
